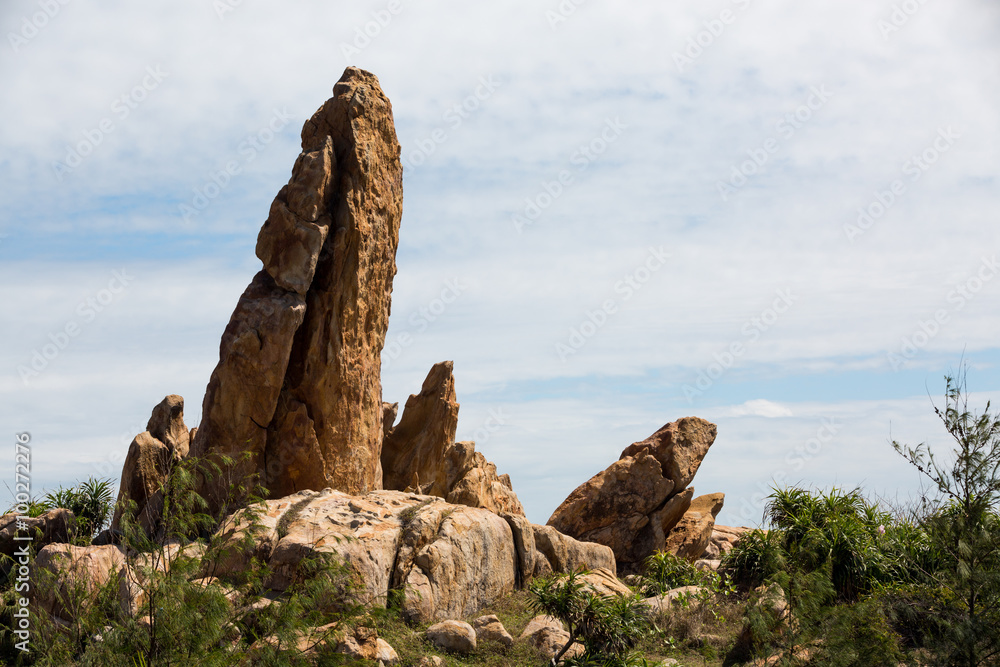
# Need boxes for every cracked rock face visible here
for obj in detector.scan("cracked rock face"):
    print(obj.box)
[188,67,403,505]
[547,417,720,572]
[206,489,612,623]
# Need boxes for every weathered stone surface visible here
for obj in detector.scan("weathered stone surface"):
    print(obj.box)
[579,568,633,598]
[381,362,459,496]
[619,417,717,491]
[146,394,190,458]
[705,524,753,558]
[334,626,399,664]
[417,657,445,667]
[190,66,403,504]
[519,615,584,661]
[547,417,720,573]
[382,362,525,516]
[33,544,135,621]
[474,614,514,647]
[209,490,517,623]
[394,499,517,623]
[189,271,307,507]
[426,620,477,654]
[665,493,725,560]
[547,451,674,560]
[531,524,616,576]
[0,508,73,558]
[382,401,398,440]
[111,431,176,535]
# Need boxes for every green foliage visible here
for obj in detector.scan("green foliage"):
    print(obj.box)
[40,477,115,540]
[639,551,714,597]
[530,571,649,666]
[892,369,1000,666]
[720,528,785,590]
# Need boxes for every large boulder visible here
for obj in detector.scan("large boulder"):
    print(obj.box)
[33,544,136,621]
[0,508,74,558]
[547,417,718,573]
[207,489,610,623]
[381,361,525,516]
[189,66,404,505]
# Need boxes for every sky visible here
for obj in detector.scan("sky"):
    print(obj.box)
[2,0,999,527]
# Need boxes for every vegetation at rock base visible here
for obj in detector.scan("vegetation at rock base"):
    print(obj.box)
[1,371,998,666]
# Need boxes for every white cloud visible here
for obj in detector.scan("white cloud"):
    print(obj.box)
[728,399,794,418]
[1,0,998,526]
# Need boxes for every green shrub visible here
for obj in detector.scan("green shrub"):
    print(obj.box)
[530,571,649,666]
[40,477,115,541]
[720,528,785,591]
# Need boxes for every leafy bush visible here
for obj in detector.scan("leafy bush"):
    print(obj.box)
[40,477,115,540]
[720,528,785,591]
[530,571,649,666]
[638,551,715,597]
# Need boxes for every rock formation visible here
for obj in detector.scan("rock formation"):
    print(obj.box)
[381,361,525,516]
[188,66,404,505]
[110,394,191,535]
[204,488,613,623]
[547,417,721,573]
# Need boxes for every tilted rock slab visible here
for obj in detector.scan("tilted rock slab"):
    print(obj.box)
[547,417,718,572]
[381,361,525,516]
[206,489,613,623]
[189,67,403,505]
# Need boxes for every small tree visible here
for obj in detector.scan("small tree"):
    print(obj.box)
[529,571,649,666]
[892,369,1000,666]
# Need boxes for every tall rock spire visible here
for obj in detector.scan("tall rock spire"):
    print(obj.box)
[189,67,403,504]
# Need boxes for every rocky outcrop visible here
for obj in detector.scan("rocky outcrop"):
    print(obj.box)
[547,417,719,572]
[702,524,752,559]
[206,489,611,623]
[426,620,477,654]
[0,508,74,558]
[473,614,514,647]
[664,492,725,560]
[519,615,584,662]
[110,395,191,535]
[381,361,525,516]
[33,544,136,621]
[188,66,404,506]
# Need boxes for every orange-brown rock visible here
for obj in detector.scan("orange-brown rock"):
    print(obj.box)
[665,492,725,560]
[381,361,525,516]
[189,67,403,503]
[110,395,192,535]
[547,417,718,573]
[381,361,459,496]
[619,417,717,492]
